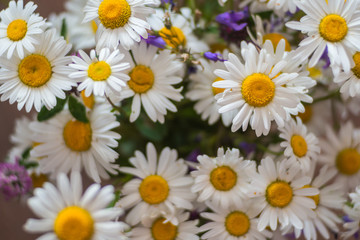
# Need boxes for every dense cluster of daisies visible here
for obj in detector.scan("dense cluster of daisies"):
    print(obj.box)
[2,0,360,239]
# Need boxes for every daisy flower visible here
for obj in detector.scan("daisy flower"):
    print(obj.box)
[69,48,130,97]
[250,157,319,231]
[286,0,360,72]
[118,41,183,123]
[259,0,297,14]
[0,29,76,112]
[342,205,360,240]
[83,0,154,50]
[8,116,34,160]
[24,171,129,240]
[279,117,320,172]
[319,122,360,190]
[186,57,236,126]
[0,0,46,59]
[191,147,256,209]
[131,209,199,240]
[239,0,269,15]
[30,102,121,183]
[213,41,301,136]
[117,142,196,226]
[200,201,272,240]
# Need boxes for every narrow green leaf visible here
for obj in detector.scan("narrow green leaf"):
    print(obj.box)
[68,95,89,123]
[60,18,67,39]
[37,97,67,122]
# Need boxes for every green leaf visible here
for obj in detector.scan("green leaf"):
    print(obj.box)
[107,190,121,208]
[68,95,89,123]
[60,18,67,39]
[37,97,67,122]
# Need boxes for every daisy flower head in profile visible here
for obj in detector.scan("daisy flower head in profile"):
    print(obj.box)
[118,41,183,123]
[24,171,129,240]
[30,102,121,183]
[250,157,319,231]
[319,121,360,191]
[286,0,360,72]
[213,41,302,136]
[0,0,46,59]
[191,147,256,209]
[117,142,196,226]
[279,117,320,172]
[83,0,154,50]
[131,209,200,240]
[200,200,272,240]
[69,48,130,97]
[0,29,76,112]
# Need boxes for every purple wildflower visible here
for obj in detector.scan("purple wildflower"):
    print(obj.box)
[0,161,32,200]
[203,52,226,62]
[239,142,256,156]
[320,46,331,69]
[143,35,166,49]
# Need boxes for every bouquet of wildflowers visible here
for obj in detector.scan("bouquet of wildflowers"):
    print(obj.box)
[2,0,360,239]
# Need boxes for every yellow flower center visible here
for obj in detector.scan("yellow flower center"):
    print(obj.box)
[18,54,52,87]
[88,61,111,81]
[297,105,313,123]
[319,14,348,42]
[263,33,291,51]
[291,135,308,157]
[151,217,178,240]
[98,0,131,29]
[225,211,250,237]
[336,148,360,175]
[30,173,48,189]
[81,91,95,109]
[139,175,169,204]
[352,52,360,78]
[54,206,94,240]
[63,120,92,152]
[159,26,187,49]
[266,181,293,208]
[91,21,98,34]
[307,67,322,79]
[241,73,275,107]
[210,166,237,191]
[212,77,225,96]
[303,185,320,207]
[128,65,154,93]
[7,19,27,41]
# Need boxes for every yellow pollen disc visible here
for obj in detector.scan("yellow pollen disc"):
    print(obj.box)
[263,33,291,51]
[352,52,360,78]
[54,206,94,240]
[241,73,275,107]
[297,105,313,123]
[7,19,27,41]
[307,67,322,79]
[319,14,348,42]
[266,181,293,208]
[30,173,48,189]
[18,54,52,87]
[210,166,237,191]
[159,26,187,49]
[128,65,154,94]
[98,0,131,29]
[303,185,320,207]
[336,148,360,175]
[212,77,225,95]
[63,120,92,152]
[88,61,111,81]
[91,21,98,34]
[81,91,95,109]
[291,135,308,157]
[151,217,178,240]
[225,211,250,237]
[139,175,169,204]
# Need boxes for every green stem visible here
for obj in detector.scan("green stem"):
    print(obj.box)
[129,50,137,66]
[312,89,339,104]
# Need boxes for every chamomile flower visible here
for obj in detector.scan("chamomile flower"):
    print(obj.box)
[117,142,196,226]
[191,147,256,209]
[69,48,130,97]
[279,117,320,172]
[0,29,75,112]
[213,42,301,136]
[342,205,360,240]
[30,102,121,183]
[200,201,272,240]
[286,0,360,72]
[118,41,183,123]
[250,157,319,231]
[131,209,199,240]
[24,171,129,240]
[8,116,34,160]
[83,0,154,50]
[0,0,46,59]
[260,0,297,14]
[319,122,360,190]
